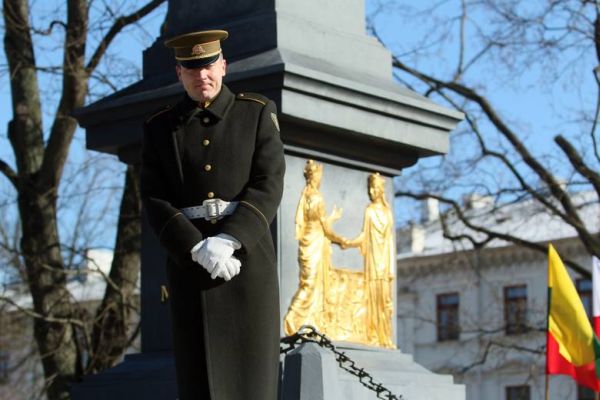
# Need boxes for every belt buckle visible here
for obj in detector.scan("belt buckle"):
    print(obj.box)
[202,198,221,221]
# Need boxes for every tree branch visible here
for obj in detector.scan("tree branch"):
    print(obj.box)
[457,339,544,374]
[395,190,591,277]
[433,89,576,224]
[85,0,166,75]
[555,134,600,196]
[590,66,600,163]
[0,295,86,327]
[88,165,141,373]
[32,20,67,36]
[370,28,563,221]
[403,66,585,234]
[454,0,467,81]
[39,0,88,190]
[0,158,18,187]
[439,212,493,249]
[390,51,600,260]
[125,320,141,349]
[3,0,45,177]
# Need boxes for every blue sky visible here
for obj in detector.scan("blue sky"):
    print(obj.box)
[0,0,595,257]
[372,1,594,153]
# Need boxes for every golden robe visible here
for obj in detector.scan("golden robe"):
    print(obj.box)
[360,202,395,348]
[284,187,332,335]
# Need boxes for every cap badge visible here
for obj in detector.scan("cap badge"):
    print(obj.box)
[191,44,206,56]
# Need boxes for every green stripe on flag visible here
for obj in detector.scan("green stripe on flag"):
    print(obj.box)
[594,334,600,379]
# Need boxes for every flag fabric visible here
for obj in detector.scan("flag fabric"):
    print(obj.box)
[593,256,600,336]
[546,244,600,391]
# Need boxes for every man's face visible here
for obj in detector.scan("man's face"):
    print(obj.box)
[176,55,227,103]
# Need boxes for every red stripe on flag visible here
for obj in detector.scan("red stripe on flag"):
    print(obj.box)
[547,331,600,391]
[593,256,600,337]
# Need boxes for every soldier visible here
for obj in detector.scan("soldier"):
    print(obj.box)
[141,30,285,400]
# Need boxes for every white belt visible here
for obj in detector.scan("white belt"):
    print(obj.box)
[181,199,238,221]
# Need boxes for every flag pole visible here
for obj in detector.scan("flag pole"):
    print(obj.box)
[595,255,600,400]
[546,244,550,400]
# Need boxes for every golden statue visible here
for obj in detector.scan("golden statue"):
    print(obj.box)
[284,162,395,348]
[342,173,395,348]
[283,160,345,335]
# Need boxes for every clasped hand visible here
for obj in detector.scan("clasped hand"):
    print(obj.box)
[191,234,242,281]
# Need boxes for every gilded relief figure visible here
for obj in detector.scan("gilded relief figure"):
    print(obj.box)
[284,163,395,348]
[283,160,345,335]
[342,173,395,348]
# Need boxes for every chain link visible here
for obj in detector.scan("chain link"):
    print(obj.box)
[280,325,405,400]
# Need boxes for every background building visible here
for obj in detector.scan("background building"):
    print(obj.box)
[395,191,599,400]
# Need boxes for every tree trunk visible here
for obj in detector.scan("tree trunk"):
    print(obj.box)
[18,183,78,400]
[88,165,141,373]
[4,1,79,398]
[3,0,165,397]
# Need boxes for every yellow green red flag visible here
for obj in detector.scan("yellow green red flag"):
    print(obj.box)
[546,244,600,391]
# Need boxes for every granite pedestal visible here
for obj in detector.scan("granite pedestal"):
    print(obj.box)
[281,343,465,400]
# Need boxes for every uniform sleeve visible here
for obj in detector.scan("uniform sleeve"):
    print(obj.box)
[220,100,285,251]
[141,122,204,266]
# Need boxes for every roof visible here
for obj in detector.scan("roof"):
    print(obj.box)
[396,191,600,258]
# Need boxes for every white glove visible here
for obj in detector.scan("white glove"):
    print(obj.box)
[191,240,205,262]
[191,234,242,278]
[211,256,242,281]
[215,233,242,250]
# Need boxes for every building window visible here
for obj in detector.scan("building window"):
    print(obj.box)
[0,351,8,384]
[504,285,528,335]
[577,385,595,400]
[505,385,530,400]
[437,293,459,341]
[577,278,592,319]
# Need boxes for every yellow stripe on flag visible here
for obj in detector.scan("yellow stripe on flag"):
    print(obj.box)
[548,244,595,366]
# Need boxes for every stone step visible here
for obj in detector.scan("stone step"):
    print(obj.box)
[280,342,465,400]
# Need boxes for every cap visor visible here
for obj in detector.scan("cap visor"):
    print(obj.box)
[178,54,220,68]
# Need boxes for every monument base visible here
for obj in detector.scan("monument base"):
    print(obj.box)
[280,342,465,400]
[70,352,177,400]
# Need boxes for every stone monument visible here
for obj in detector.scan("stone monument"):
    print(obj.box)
[72,0,465,399]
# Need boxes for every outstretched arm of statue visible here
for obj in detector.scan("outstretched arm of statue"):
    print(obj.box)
[321,205,345,245]
[340,232,365,250]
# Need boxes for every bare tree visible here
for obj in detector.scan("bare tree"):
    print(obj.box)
[0,1,165,399]
[370,0,600,276]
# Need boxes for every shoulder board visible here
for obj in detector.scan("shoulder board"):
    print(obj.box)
[236,93,267,106]
[145,104,172,124]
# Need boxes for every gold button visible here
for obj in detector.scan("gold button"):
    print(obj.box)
[202,117,210,124]
[207,192,215,198]
[210,219,218,224]
[204,164,212,172]
[203,139,210,146]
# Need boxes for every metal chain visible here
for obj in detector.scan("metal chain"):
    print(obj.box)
[280,325,405,400]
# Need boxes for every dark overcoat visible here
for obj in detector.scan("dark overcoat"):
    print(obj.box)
[140,85,285,400]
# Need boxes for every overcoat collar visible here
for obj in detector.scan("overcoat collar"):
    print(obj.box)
[170,85,236,183]
[204,85,234,120]
[178,85,234,123]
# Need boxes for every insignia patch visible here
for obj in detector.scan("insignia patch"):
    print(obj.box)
[191,44,206,56]
[271,113,280,132]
